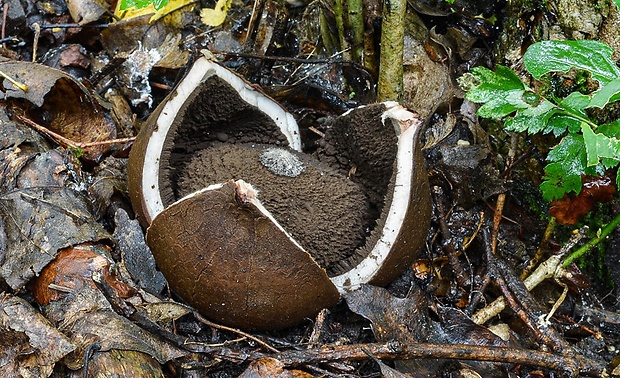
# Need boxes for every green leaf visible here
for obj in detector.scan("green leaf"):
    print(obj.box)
[120,0,153,10]
[614,0,620,10]
[523,40,620,86]
[153,0,170,10]
[541,163,582,201]
[476,89,529,119]
[588,78,620,108]
[545,114,581,136]
[598,121,620,169]
[560,92,591,115]
[540,134,590,200]
[465,65,526,103]
[465,65,531,119]
[504,100,556,134]
[581,123,620,167]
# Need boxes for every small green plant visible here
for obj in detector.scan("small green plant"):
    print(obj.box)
[460,40,620,202]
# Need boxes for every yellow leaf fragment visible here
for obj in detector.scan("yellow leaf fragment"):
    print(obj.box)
[200,0,232,27]
[114,0,194,23]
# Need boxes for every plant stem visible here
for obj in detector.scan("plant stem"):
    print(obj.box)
[377,0,406,101]
[562,212,620,267]
[343,0,363,63]
[333,0,350,60]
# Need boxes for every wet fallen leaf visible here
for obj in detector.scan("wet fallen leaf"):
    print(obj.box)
[79,349,166,378]
[115,0,195,23]
[549,175,617,225]
[0,187,110,290]
[42,278,186,371]
[0,294,75,378]
[89,156,129,218]
[364,348,412,378]
[31,244,136,306]
[403,12,456,119]
[113,208,166,296]
[0,61,117,162]
[345,285,439,375]
[344,284,430,343]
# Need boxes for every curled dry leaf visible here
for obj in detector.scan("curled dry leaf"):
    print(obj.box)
[0,61,117,162]
[128,57,431,330]
[0,294,75,378]
[30,244,136,306]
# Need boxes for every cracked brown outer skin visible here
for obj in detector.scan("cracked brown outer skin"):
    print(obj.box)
[146,181,341,331]
[127,103,166,228]
[368,125,431,287]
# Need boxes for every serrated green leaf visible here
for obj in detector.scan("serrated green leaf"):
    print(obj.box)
[541,163,582,201]
[560,92,591,114]
[504,100,556,134]
[523,40,620,86]
[476,89,529,119]
[588,78,620,108]
[614,0,620,10]
[598,120,620,138]
[545,114,581,136]
[581,123,620,167]
[465,65,525,103]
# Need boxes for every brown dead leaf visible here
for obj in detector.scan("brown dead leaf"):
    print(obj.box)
[79,349,166,378]
[549,175,616,225]
[31,244,136,306]
[0,294,75,378]
[0,61,117,162]
[344,285,440,376]
[0,187,110,290]
[238,358,315,378]
[67,0,109,25]
[42,282,187,371]
[344,284,430,343]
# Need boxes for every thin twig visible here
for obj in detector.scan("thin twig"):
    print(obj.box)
[2,2,8,50]
[192,312,279,353]
[15,113,135,150]
[432,185,470,289]
[260,341,605,376]
[32,22,40,62]
[211,49,347,65]
[521,217,556,278]
[0,70,28,91]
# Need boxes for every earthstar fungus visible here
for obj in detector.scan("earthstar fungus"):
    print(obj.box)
[128,57,431,330]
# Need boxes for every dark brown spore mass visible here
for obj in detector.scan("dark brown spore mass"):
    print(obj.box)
[159,75,290,205]
[176,144,370,276]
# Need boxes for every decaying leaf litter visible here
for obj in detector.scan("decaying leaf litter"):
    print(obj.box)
[0,0,619,376]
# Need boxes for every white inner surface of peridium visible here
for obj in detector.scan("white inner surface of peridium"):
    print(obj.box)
[330,102,421,293]
[141,57,301,223]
